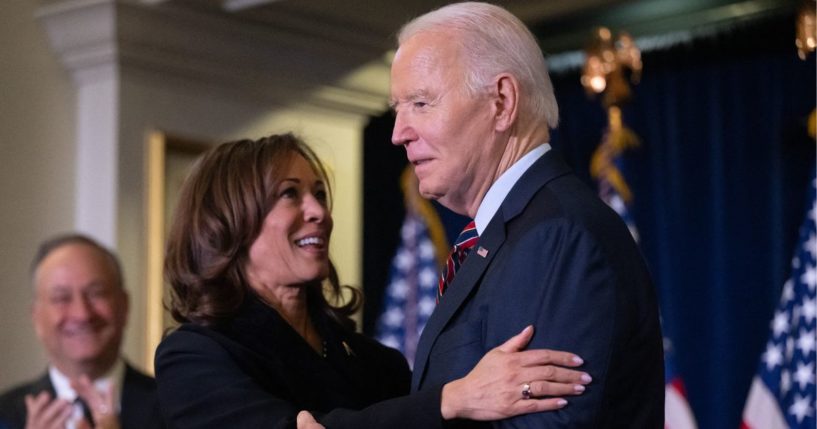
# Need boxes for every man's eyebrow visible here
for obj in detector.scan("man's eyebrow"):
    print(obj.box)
[389,90,431,110]
[407,90,430,100]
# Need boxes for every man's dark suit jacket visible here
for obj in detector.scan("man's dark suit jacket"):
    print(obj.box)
[155,297,443,429]
[0,363,164,429]
[412,150,665,428]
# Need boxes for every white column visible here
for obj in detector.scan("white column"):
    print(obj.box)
[38,0,120,247]
[75,64,119,247]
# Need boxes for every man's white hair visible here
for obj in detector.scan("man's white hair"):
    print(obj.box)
[398,1,559,129]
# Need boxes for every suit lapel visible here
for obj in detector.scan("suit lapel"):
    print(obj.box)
[31,372,55,397]
[410,150,573,391]
[411,215,506,391]
[499,150,572,222]
[120,365,142,427]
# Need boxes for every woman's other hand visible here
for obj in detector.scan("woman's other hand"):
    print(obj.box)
[440,325,591,420]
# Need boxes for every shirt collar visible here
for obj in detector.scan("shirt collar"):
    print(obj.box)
[48,358,125,409]
[474,143,551,234]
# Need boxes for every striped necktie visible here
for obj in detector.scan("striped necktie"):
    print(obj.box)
[437,220,479,301]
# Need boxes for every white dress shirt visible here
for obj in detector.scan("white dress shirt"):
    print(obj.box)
[48,359,124,429]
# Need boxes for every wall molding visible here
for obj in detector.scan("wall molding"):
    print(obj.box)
[37,0,391,116]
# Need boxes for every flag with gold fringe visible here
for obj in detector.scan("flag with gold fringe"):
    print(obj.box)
[375,167,449,368]
[591,106,698,429]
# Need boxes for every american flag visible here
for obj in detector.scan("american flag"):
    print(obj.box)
[664,337,698,429]
[592,125,698,429]
[375,210,441,368]
[597,167,640,243]
[742,171,816,429]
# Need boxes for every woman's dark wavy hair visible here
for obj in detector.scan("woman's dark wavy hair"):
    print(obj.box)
[165,133,361,330]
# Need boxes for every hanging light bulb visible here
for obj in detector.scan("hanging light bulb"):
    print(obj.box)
[582,27,614,95]
[582,54,608,93]
[581,27,642,106]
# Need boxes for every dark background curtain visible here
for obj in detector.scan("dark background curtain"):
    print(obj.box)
[362,12,815,428]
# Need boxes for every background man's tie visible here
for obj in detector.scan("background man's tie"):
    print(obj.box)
[75,396,95,426]
[437,220,479,302]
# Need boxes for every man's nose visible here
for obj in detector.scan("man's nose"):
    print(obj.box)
[67,295,93,319]
[391,111,416,146]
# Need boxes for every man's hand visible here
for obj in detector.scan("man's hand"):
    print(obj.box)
[297,411,325,429]
[24,391,72,429]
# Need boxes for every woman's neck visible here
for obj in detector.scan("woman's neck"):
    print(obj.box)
[256,284,324,355]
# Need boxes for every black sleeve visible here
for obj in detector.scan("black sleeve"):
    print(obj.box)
[155,330,301,429]
[318,387,443,429]
[155,330,446,429]
[483,221,662,428]
[0,389,26,429]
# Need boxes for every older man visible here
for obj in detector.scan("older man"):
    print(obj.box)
[298,3,663,428]
[296,3,663,429]
[387,2,664,427]
[0,234,163,429]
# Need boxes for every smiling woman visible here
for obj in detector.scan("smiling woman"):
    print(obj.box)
[245,155,333,316]
[161,133,360,331]
[154,133,413,428]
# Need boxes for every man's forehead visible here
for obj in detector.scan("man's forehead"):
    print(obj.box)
[390,42,457,102]
[35,244,116,287]
[36,268,114,294]
[394,34,451,74]
[40,279,109,294]
[406,47,439,71]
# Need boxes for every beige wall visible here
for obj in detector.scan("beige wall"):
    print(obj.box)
[0,1,371,390]
[0,0,77,388]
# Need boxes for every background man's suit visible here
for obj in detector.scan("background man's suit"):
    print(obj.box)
[413,150,665,428]
[0,364,164,429]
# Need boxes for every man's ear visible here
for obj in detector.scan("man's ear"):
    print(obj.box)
[492,73,519,132]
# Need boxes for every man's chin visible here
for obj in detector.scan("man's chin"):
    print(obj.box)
[64,347,104,360]
[417,184,443,201]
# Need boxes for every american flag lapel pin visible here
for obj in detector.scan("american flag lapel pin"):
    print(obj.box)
[476,246,488,257]
[342,341,356,357]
